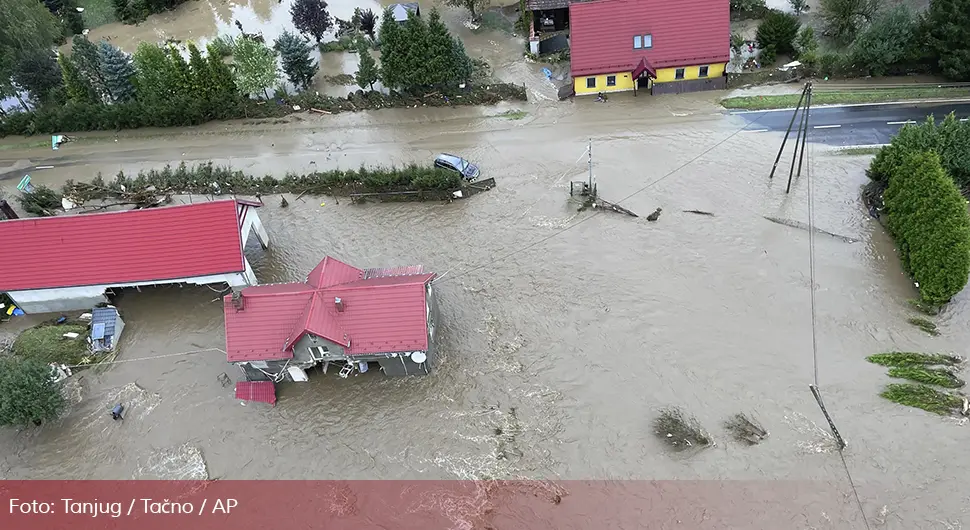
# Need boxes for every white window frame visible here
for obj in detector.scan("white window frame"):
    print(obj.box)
[643,34,652,48]
[606,75,617,86]
[633,35,642,49]
[698,65,709,78]
[309,345,329,361]
[675,68,685,80]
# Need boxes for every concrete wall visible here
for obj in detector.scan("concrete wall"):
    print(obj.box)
[7,271,251,314]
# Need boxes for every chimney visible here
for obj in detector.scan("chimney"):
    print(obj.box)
[232,291,245,311]
[334,297,344,312]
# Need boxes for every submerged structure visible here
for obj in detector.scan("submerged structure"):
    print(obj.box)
[223,256,438,382]
[0,199,269,313]
[89,306,125,353]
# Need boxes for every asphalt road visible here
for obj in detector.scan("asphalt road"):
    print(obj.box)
[732,101,970,146]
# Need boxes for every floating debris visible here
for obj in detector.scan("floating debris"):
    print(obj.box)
[887,366,964,388]
[880,383,965,415]
[906,317,939,336]
[646,208,662,222]
[763,216,860,243]
[683,209,715,216]
[866,352,963,368]
[724,413,769,445]
[653,407,714,451]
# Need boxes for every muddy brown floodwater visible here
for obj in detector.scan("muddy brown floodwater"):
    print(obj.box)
[1,68,968,530]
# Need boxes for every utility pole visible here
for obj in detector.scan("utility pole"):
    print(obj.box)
[768,83,809,180]
[588,138,595,197]
[787,82,813,194]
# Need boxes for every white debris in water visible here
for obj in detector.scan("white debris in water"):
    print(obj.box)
[529,215,579,229]
[134,443,209,480]
[783,411,840,454]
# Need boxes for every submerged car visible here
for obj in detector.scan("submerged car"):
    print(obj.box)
[434,153,480,181]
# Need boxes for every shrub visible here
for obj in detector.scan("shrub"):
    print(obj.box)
[793,26,819,59]
[849,5,919,77]
[759,45,777,66]
[880,383,964,415]
[868,114,970,190]
[756,10,800,56]
[866,352,963,367]
[882,150,970,304]
[0,356,66,427]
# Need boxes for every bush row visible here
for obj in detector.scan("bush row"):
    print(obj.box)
[869,114,970,191]
[61,162,465,204]
[0,83,528,137]
[881,150,970,305]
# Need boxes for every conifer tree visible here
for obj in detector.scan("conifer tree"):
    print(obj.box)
[273,30,318,91]
[186,41,213,99]
[58,50,96,103]
[71,35,108,100]
[166,44,193,98]
[425,8,457,87]
[400,11,430,88]
[205,43,238,99]
[354,37,378,90]
[97,40,137,103]
[377,6,406,90]
[0,357,66,427]
[133,42,175,102]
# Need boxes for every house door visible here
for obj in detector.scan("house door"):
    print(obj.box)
[637,76,651,89]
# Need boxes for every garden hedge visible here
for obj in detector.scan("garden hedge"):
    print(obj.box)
[869,114,970,191]
[882,150,970,305]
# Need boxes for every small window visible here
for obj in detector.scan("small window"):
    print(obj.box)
[675,68,685,80]
[643,34,652,48]
[698,65,709,77]
[633,35,642,49]
[606,75,616,87]
[586,77,596,89]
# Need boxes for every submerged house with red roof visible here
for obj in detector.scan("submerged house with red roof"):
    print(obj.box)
[223,256,438,382]
[569,0,730,97]
[0,199,269,314]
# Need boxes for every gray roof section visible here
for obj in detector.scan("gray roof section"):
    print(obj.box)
[527,0,570,10]
[390,3,419,22]
[91,307,118,339]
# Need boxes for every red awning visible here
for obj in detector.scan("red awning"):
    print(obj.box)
[632,58,657,79]
[235,381,277,406]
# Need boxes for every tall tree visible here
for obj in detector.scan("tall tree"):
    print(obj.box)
[925,0,970,81]
[788,0,810,15]
[425,8,459,87]
[273,30,318,91]
[354,37,378,90]
[450,36,474,85]
[443,0,488,21]
[166,44,193,97]
[71,35,109,100]
[205,43,238,99]
[400,11,430,88]
[12,48,63,103]
[58,50,97,103]
[290,0,332,43]
[849,6,918,77]
[355,7,378,40]
[818,0,878,44]
[133,42,175,101]
[186,41,213,98]
[232,37,280,99]
[377,6,406,89]
[0,357,66,427]
[0,0,62,98]
[97,41,137,102]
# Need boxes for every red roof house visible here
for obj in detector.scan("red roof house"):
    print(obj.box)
[0,199,269,313]
[224,256,439,382]
[569,0,730,96]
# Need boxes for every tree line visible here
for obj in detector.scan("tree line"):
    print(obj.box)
[741,0,970,80]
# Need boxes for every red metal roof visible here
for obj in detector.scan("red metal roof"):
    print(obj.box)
[235,381,277,405]
[0,200,252,292]
[223,256,435,362]
[569,0,730,77]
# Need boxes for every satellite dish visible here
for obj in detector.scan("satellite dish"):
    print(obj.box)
[410,352,427,364]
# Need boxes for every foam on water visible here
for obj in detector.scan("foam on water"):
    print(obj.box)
[134,443,209,480]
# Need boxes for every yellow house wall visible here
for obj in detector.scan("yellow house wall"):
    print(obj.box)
[572,62,727,95]
[654,63,726,83]
[573,72,635,96]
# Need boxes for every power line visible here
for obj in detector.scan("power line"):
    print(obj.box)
[63,348,225,369]
[437,113,770,285]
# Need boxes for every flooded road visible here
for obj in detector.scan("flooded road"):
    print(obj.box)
[1,91,968,528]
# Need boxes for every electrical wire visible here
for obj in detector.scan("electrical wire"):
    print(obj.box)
[801,96,872,530]
[63,347,225,369]
[436,113,770,285]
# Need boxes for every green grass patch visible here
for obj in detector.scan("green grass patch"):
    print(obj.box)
[835,146,883,156]
[879,383,964,415]
[888,366,964,388]
[907,317,940,336]
[78,0,118,28]
[0,140,50,151]
[866,351,963,367]
[12,323,91,365]
[496,109,528,120]
[721,87,970,111]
